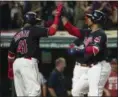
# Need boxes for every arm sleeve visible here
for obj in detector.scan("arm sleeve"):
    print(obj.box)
[64,22,89,38]
[48,73,57,88]
[85,33,107,56]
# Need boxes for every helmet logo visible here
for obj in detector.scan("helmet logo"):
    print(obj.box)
[94,13,97,17]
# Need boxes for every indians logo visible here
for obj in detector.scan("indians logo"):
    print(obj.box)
[84,37,93,46]
[94,36,101,43]
[84,36,101,46]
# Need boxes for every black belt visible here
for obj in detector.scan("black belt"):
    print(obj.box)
[24,56,32,60]
[76,60,106,67]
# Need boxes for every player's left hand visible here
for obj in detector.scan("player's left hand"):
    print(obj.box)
[55,2,63,17]
[8,68,14,80]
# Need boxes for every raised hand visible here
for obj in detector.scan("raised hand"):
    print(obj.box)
[55,2,63,17]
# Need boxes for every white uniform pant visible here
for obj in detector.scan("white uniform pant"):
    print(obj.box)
[72,61,111,97]
[13,57,41,96]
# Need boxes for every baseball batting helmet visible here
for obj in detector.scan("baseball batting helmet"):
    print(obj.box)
[86,10,106,25]
[24,11,37,25]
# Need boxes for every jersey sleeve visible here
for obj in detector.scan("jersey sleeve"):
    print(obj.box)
[64,21,91,38]
[32,26,48,38]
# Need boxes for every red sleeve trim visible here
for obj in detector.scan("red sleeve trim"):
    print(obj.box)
[8,51,15,60]
[85,46,99,55]
[64,22,82,38]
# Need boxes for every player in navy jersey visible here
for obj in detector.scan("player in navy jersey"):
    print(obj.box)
[61,10,111,96]
[8,3,63,96]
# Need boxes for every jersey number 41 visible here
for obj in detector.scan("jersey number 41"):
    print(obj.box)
[17,39,27,54]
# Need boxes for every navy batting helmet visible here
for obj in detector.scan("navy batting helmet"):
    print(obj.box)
[86,10,106,25]
[24,11,37,25]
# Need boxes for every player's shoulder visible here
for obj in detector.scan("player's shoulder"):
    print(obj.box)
[33,25,47,29]
[80,28,91,33]
[13,29,22,40]
[31,25,48,32]
[95,29,107,38]
[97,29,106,35]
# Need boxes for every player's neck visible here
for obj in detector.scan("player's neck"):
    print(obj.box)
[90,24,100,33]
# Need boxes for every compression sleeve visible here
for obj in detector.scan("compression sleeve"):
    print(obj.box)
[48,16,59,36]
[64,22,83,38]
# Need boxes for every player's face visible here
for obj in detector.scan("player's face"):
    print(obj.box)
[85,16,93,27]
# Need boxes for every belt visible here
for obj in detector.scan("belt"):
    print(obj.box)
[84,60,106,67]
[24,57,32,60]
[76,62,89,67]
[80,64,88,67]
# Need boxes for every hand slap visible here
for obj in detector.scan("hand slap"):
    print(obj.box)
[56,3,63,17]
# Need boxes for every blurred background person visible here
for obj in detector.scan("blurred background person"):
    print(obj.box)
[63,1,74,23]
[0,1,11,30]
[103,58,118,97]
[74,1,91,28]
[10,1,23,29]
[31,1,42,19]
[48,57,68,97]
[108,1,118,29]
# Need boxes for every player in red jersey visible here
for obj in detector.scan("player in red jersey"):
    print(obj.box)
[104,58,118,97]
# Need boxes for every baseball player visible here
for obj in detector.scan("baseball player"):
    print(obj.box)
[61,10,111,96]
[8,4,63,96]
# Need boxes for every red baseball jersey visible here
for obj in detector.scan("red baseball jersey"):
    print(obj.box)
[105,71,118,97]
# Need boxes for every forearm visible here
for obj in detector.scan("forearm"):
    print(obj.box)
[48,3,63,36]
[8,51,15,68]
[42,85,47,97]
[103,88,111,96]
[62,16,82,38]
[8,51,15,80]
[48,16,59,36]
[48,88,57,97]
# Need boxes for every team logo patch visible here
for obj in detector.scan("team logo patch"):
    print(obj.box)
[84,37,93,46]
[94,36,101,43]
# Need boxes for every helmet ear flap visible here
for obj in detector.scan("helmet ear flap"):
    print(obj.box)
[91,16,96,24]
